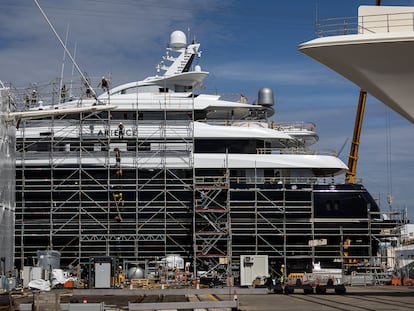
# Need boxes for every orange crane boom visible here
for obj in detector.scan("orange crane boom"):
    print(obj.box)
[345,89,367,184]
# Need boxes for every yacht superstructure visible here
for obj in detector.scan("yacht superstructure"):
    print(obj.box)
[299,5,414,123]
[14,31,401,279]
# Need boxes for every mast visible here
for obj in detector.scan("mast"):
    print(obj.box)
[32,0,97,99]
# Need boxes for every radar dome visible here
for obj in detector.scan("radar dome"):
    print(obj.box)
[170,31,187,49]
[257,87,275,107]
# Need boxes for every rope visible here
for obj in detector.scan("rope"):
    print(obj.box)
[385,107,393,210]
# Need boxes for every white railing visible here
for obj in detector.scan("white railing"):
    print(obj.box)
[256,147,336,156]
[271,121,316,133]
[316,11,414,37]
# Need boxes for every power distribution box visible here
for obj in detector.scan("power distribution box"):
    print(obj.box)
[240,255,268,286]
[94,262,111,288]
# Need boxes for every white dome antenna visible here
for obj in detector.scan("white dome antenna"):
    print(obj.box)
[169,30,186,49]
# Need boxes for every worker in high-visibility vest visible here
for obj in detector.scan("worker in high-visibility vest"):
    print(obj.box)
[280,264,285,283]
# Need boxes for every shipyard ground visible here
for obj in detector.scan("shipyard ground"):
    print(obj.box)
[4,285,414,310]
[235,286,414,310]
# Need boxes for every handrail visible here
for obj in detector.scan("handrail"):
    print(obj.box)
[256,147,336,156]
[271,121,316,132]
[199,119,317,133]
[316,11,414,37]
[316,16,359,37]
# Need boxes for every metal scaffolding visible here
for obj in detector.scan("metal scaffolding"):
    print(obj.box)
[15,80,197,272]
[14,80,406,281]
[0,82,16,273]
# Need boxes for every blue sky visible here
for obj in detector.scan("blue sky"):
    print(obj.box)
[1,0,413,220]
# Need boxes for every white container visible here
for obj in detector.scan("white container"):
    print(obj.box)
[30,266,42,281]
[22,266,31,287]
[240,255,269,286]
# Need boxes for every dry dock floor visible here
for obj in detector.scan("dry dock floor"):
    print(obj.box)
[7,285,414,310]
[232,286,414,311]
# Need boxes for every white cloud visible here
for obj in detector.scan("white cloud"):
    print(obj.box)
[209,61,350,87]
[0,0,223,86]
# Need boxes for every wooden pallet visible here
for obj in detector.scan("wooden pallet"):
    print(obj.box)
[130,278,149,289]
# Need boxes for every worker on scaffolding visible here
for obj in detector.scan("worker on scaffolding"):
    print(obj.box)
[61,84,67,102]
[114,148,121,168]
[200,190,207,209]
[83,76,92,98]
[118,122,124,139]
[31,88,38,105]
[112,191,124,222]
[98,76,110,93]
[23,94,30,109]
[115,167,123,177]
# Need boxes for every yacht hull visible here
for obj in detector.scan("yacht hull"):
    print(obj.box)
[299,5,414,123]
[15,165,381,273]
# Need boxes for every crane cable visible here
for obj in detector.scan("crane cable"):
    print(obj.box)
[32,0,98,99]
[385,108,393,210]
[376,0,393,211]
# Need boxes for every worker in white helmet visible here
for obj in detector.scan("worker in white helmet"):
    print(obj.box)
[98,76,110,93]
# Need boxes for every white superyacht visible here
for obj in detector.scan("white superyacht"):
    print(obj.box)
[14,30,394,282]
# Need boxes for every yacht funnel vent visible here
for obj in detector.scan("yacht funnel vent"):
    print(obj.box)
[170,30,187,49]
[257,87,274,107]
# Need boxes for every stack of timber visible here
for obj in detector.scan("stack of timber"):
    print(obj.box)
[33,292,60,311]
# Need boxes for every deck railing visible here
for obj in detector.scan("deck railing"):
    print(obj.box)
[256,147,336,156]
[316,11,414,37]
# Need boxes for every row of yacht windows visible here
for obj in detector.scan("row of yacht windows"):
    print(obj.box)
[17,139,269,154]
[49,111,198,121]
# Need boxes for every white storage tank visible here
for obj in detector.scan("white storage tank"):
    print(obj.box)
[127,266,144,279]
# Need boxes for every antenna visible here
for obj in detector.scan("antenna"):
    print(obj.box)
[59,24,69,103]
[69,42,77,99]
[32,0,97,99]
[315,0,319,36]
[337,137,349,157]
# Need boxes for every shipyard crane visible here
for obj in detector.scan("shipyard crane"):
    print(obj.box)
[345,90,366,184]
